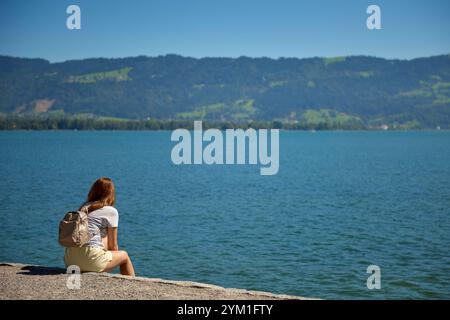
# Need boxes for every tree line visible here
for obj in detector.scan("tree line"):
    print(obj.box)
[0,115,372,130]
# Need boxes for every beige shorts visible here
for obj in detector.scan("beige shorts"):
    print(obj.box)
[64,246,113,272]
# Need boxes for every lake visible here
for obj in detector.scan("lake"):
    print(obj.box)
[0,130,449,299]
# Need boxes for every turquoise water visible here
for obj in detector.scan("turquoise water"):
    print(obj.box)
[0,131,449,299]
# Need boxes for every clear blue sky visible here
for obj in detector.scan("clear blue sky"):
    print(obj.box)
[1,0,449,62]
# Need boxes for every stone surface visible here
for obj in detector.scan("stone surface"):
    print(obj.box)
[0,263,311,300]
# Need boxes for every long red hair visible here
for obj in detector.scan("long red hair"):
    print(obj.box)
[81,177,116,213]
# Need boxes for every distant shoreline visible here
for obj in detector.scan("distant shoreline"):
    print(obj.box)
[0,116,446,131]
[2,54,449,130]
[1,129,448,132]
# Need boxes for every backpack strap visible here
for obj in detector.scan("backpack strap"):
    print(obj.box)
[79,202,103,239]
[79,202,90,214]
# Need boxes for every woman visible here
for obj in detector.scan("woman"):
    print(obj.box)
[64,177,135,276]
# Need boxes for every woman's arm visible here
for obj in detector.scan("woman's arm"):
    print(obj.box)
[107,227,119,251]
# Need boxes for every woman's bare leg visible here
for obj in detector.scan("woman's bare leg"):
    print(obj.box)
[104,250,135,276]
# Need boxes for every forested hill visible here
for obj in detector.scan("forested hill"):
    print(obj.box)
[1,54,449,128]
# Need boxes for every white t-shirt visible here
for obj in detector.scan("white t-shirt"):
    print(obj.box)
[84,205,119,248]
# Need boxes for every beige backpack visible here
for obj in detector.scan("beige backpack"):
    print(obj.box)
[58,205,90,247]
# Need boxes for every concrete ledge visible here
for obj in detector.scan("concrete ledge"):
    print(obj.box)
[0,262,313,300]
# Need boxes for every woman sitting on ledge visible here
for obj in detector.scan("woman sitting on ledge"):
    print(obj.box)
[64,177,135,276]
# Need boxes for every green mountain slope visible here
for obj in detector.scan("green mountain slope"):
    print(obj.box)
[1,54,449,128]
